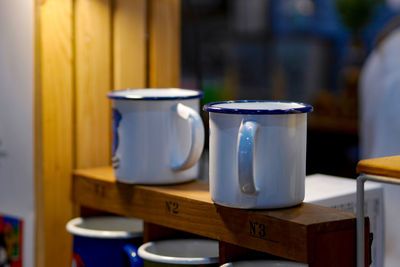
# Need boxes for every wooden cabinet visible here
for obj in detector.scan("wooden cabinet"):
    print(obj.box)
[72,167,370,266]
[35,1,370,266]
[35,0,180,266]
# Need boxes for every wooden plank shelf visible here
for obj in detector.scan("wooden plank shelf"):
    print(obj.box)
[357,155,400,179]
[73,167,364,266]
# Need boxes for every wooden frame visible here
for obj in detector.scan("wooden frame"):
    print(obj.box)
[71,167,368,266]
[35,0,180,266]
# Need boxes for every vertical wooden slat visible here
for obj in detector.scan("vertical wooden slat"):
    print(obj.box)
[113,0,147,89]
[149,0,181,87]
[36,0,74,266]
[75,0,112,169]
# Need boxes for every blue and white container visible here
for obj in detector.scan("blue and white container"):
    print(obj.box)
[203,101,313,209]
[66,216,143,267]
[107,88,204,184]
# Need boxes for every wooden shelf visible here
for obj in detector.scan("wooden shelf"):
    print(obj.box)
[357,155,400,179]
[73,167,366,266]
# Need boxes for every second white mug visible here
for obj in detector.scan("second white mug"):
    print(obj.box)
[204,100,313,209]
[108,88,205,184]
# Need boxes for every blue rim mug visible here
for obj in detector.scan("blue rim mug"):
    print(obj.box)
[107,88,205,185]
[203,101,313,209]
[66,216,143,267]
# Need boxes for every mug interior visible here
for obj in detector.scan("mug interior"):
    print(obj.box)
[203,101,313,114]
[213,102,305,110]
[138,239,219,265]
[107,88,202,100]
[66,216,143,239]
[221,260,308,267]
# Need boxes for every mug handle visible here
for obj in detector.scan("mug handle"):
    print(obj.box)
[171,103,205,171]
[123,244,143,267]
[237,120,260,195]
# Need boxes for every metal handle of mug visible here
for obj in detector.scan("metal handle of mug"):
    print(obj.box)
[237,120,260,195]
[171,103,205,171]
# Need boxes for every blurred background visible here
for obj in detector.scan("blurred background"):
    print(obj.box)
[2,0,400,266]
[180,0,398,178]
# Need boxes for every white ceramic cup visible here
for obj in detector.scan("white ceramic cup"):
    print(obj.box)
[203,101,313,209]
[220,260,308,267]
[108,88,205,184]
[138,239,219,266]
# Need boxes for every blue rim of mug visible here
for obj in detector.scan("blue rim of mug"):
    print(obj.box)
[107,88,203,101]
[203,100,313,115]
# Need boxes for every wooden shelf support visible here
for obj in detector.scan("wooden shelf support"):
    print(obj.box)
[72,166,366,266]
[356,155,400,267]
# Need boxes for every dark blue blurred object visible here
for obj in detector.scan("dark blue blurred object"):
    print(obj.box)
[72,235,143,267]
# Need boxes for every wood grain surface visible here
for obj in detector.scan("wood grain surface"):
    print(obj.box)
[36,0,181,266]
[148,0,180,87]
[357,155,400,178]
[36,0,74,266]
[113,0,147,89]
[73,167,359,266]
[75,0,112,169]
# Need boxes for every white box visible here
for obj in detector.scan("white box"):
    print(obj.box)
[305,174,384,267]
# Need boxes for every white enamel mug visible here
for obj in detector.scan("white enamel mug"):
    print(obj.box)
[203,101,313,209]
[107,88,205,184]
[138,239,219,266]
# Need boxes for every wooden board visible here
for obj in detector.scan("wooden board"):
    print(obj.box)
[113,0,147,89]
[73,167,358,266]
[357,155,400,178]
[36,0,74,266]
[36,0,180,266]
[148,0,180,87]
[75,0,112,169]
